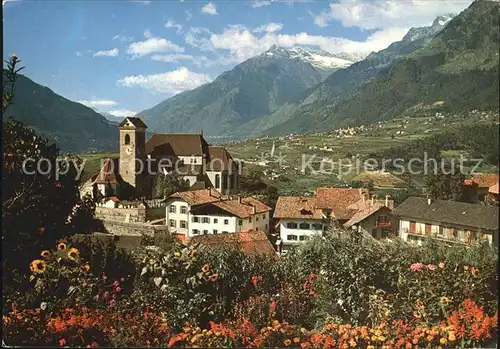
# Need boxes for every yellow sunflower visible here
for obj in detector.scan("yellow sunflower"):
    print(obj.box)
[57,242,67,250]
[202,264,210,273]
[82,264,91,272]
[30,259,47,273]
[40,250,51,258]
[67,247,79,261]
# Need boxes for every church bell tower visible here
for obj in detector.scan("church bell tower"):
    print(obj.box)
[118,117,147,198]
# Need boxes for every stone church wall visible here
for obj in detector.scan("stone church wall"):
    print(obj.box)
[95,206,146,223]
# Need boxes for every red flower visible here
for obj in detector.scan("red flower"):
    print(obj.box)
[209,274,219,282]
[38,226,46,234]
[59,338,67,346]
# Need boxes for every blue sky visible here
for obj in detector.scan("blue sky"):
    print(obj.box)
[3,0,472,117]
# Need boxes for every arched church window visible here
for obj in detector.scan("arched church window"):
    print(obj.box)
[124,134,130,145]
[215,174,220,189]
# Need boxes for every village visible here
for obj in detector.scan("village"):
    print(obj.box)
[81,116,499,256]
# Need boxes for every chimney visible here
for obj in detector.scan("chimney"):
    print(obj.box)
[385,195,390,207]
[371,195,375,206]
[428,198,432,205]
[252,204,256,215]
[238,196,242,203]
[362,195,366,203]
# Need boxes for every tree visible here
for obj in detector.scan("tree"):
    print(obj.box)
[2,54,24,113]
[425,165,466,201]
[153,172,189,199]
[2,56,94,283]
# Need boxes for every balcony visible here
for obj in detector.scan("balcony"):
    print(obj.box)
[375,221,392,228]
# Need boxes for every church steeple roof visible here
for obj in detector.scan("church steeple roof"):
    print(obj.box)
[118,117,148,129]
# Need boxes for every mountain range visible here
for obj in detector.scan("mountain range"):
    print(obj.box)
[140,2,498,139]
[3,0,498,152]
[2,73,119,153]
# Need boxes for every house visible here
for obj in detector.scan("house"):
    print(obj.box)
[165,189,271,239]
[463,173,499,203]
[188,230,277,257]
[273,187,395,254]
[488,183,499,204]
[394,197,498,246]
[89,117,240,200]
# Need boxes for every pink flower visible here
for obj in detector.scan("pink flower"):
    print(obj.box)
[102,275,107,281]
[209,274,218,282]
[113,280,119,287]
[427,264,437,271]
[103,291,109,300]
[120,277,125,282]
[115,287,121,293]
[410,263,425,271]
[93,294,99,301]
[109,299,116,308]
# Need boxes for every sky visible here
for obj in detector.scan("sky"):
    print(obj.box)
[3,0,473,118]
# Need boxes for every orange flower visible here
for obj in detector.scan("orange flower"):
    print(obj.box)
[293,337,301,344]
[58,338,67,346]
[38,227,46,234]
[30,259,47,273]
[67,247,79,260]
[57,242,67,250]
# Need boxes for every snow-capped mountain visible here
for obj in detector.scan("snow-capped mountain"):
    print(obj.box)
[263,45,365,71]
[403,13,455,42]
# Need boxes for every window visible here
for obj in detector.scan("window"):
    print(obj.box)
[286,222,298,229]
[192,229,199,235]
[262,214,266,219]
[203,230,208,235]
[378,215,388,222]
[256,227,259,231]
[222,231,228,234]
[192,216,199,223]
[238,220,243,226]
[265,224,268,230]
[215,174,220,189]
[202,217,210,224]
[299,236,310,241]
[213,230,218,234]
[224,219,229,225]
[299,222,310,230]
[180,220,187,229]
[214,218,218,224]
[249,217,252,222]
[169,205,176,213]
[124,134,130,145]
[312,223,322,230]
[287,234,298,241]
[169,220,176,228]
[181,206,187,214]
[256,217,259,222]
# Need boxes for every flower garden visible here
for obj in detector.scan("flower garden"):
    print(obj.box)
[2,232,498,348]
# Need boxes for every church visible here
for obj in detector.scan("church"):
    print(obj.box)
[87,117,240,200]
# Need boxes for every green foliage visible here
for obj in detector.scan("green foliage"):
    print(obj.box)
[153,172,189,199]
[425,165,466,201]
[2,54,24,113]
[238,165,279,212]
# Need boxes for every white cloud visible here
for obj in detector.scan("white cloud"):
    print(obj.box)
[185,23,408,63]
[93,48,119,57]
[113,34,134,43]
[151,53,195,63]
[185,10,193,21]
[75,51,82,57]
[252,0,271,8]
[108,109,137,118]
[78,99,118,107]
[127,32,184,57]
[166,20,183,34]
[253,23,283,33]
[117,67,212,94]
[201,2,218,15]
[314,0,472,29]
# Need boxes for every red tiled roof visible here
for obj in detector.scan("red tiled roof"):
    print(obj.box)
[315,187,364,220]
[489,183,499,195]
[93,158,119,185]
[146,134,208,156]
[207,146,239,172]
[273,196,323,219]
[344,203,386,228]
[210,197,271,218]
[170,189,221,206]
[470,173,499,188]
[189,231,276,257]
